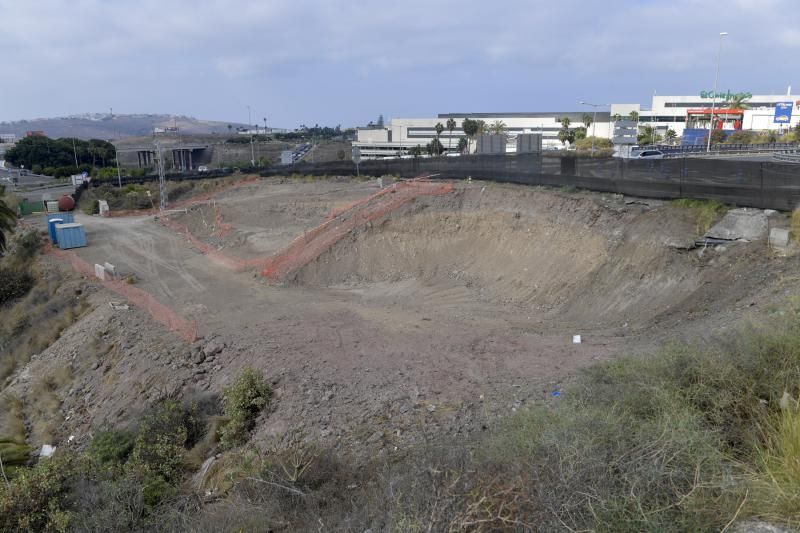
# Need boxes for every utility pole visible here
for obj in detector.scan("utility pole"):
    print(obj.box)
[247,105,255,166]
[579,101,611,155]
[706,32,728,153]
[115,149,122,188]
[154,142,167,211]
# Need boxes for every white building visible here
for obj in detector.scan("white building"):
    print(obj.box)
[616,92,800,140]
[354,112,611,158]
[355,92,800,158]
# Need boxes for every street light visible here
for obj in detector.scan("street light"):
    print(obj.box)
[706,32,728,153]
[246,105,255,166]
[579,101,611,155]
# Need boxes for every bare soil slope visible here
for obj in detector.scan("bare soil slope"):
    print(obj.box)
[5,178,798,457]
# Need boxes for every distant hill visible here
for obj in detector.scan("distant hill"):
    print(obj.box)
[0,113,248,140]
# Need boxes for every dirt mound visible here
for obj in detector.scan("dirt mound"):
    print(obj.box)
[294,186,743,328]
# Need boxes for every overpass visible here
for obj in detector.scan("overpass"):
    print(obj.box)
[117,143,209,171]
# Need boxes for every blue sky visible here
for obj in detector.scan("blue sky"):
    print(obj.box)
[1,0,798,128]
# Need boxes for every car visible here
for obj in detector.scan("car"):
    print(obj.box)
[197,165,209,172]
[633,149,665,159]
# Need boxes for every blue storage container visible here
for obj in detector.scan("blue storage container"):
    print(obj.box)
[46,212,75,224]
[48,218,64,244]
[55,223,87,250]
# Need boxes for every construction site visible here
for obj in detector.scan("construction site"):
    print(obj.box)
[4,171,800,530]
[3,173,793,441]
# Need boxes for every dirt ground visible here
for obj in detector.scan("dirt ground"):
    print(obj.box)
[9,176,800,454]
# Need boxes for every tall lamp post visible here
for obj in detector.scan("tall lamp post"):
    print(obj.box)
[246,105,255,166]
[706,32,728,153]
[579,101,611,155]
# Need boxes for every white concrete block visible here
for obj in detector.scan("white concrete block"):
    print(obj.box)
[94,264,107,281]
[770,227,791,249]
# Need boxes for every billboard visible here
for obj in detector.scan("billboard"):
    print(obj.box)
[774,101,793,124]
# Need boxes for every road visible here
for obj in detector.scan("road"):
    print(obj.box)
[1,167,75,201]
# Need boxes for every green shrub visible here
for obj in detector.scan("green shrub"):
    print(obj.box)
[127,400,192,485]
[220,367,271,449]
[88,429,134,465]
[672,198,728,234]
[0,268,34,305]
[0,453,84,532]
[83,199,99,215]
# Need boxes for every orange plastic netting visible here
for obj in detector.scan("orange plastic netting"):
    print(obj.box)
[50,247,198,342]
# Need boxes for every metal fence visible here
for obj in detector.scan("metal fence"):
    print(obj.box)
[263,154,800,211]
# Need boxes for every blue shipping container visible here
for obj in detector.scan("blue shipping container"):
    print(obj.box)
[46,212,75,224]
[48,218,64,244]
[55,223,87,250]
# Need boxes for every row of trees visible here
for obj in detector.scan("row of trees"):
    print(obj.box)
[4,136,117,177]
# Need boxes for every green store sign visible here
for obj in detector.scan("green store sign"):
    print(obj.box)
[700,90,752,100]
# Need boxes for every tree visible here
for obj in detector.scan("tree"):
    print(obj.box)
[489,120,507,135]
[583,114,593,129]
[456,137,468,153]
[725,94,751,110]
[475,120,487,135]
[612,113,622,122]
[573,126,587,140]
[446,118,457,153]
[665,129,678,144]
[462,118,479,153]
[703,129,727,146]
[628,111,640,122]
[558,128,575,146]
[558,117,574,146]
[410,144,423,157]
[227,124,232,134]
[638,125,662,145]
[377,114,385,128]
[434,122,444,155]
[0,196,17,254]
[426,138,444,156]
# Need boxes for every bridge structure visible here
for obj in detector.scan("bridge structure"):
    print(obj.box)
[117,143,209,171]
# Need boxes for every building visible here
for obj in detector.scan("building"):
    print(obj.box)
[615,92,800,142]
[354,91,800,158]
[354,112,610,159]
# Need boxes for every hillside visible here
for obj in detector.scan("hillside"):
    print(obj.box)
[0,114,248,140]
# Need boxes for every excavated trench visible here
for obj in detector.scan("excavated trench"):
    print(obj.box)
[292,186,762,330]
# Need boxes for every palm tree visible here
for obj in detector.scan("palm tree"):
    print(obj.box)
[583,114,593,129]
[628,111,639,122]
[612,113,622,122]
[434,122,444,155]
[725,95,751,110]
[560,117,571,129]
[0,197,17,254]
[476,120,487,135]
[489,120,507,135]
[446,118,456,153]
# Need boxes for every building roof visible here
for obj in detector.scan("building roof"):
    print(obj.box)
[437,111,612,120]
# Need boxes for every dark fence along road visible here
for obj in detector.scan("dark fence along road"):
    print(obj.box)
[85,154,800,212]
[265,154,800,211]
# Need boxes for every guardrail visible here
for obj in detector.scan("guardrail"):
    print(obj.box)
[773,153,800,163]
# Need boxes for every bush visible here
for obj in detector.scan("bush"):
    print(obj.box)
[0,268,34,305]
[672,198,728,234]
[0,453,84,532]
[88,429,134,465]
[219,367,271,449]
[127,400,193,486]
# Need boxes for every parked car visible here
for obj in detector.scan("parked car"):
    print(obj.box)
[198,165,209,172]
[633,150,665,159]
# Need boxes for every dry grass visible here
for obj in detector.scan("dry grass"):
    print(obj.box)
[790,209,800,243]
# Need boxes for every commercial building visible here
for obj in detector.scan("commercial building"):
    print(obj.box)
[354,91,800,159]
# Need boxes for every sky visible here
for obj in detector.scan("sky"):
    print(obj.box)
[1,0,799,129]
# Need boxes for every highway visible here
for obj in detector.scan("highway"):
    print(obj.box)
[1,167,75,201]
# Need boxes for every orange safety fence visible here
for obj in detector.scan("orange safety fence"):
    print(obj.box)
[158,217,270,272]
[49,246,199,343]
[105,175,261,218]
[261,178,454,281]
[158,176,454,282]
